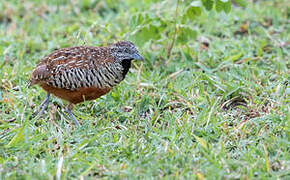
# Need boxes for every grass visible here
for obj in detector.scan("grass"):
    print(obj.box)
[0,0,289,179]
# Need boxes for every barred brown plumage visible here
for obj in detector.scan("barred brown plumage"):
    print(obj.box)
[29,41,144,126]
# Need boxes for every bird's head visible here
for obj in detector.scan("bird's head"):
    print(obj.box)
[109,41,144,62]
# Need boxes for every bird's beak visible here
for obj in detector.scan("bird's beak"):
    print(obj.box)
[132,53,144,61]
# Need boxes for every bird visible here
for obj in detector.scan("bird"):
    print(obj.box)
[29,41,144,126]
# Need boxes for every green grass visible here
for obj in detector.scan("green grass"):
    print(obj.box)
[0,0,289,179]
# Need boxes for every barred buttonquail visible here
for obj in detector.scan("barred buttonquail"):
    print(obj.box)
[29,41,144,126]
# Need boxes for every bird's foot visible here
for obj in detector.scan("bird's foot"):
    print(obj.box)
[65,104,81,126]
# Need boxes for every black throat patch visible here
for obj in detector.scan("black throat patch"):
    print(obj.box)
[121,59,132,78]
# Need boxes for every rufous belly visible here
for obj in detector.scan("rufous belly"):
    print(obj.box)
[40,83,112,104]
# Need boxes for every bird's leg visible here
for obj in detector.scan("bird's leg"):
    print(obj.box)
[35,93,50,118]
[65,103,80,126]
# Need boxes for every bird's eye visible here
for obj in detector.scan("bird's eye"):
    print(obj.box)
[124,49,129,53]
[116,49,122,53]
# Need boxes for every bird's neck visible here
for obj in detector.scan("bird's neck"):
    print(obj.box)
[120,59,132,78]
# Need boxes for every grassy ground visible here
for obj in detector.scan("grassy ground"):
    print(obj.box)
[0,0,289,179]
